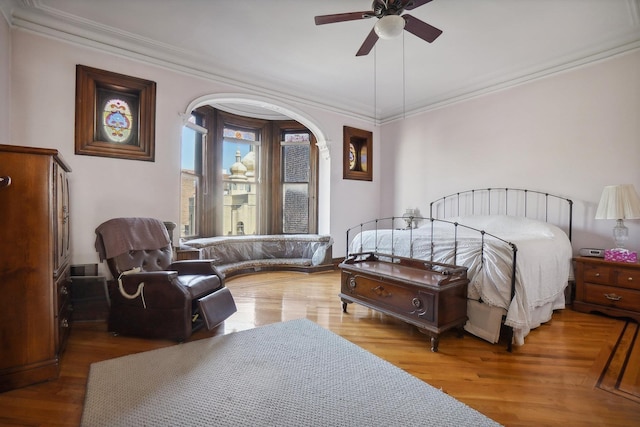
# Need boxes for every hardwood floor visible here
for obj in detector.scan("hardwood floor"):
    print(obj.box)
[1,270,638,426]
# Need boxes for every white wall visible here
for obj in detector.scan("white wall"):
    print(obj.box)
[10,29,381,271]
[13,27,637,269]
[380,49,640,254]
[0,14,10,144]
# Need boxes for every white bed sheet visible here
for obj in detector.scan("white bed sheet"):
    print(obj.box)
[348,215,573,345]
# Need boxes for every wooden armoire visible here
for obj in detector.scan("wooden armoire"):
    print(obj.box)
[0,144,72,392]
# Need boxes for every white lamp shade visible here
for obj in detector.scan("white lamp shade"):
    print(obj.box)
[595,184,640,220]
[374,15,405,40]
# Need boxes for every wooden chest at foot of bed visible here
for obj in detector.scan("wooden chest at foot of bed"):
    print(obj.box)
[339,253,469,352]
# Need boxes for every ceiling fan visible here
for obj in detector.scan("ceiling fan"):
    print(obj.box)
[314,0,443,56]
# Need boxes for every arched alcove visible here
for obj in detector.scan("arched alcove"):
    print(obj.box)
[182,93,330,160]
[181,93,331,234]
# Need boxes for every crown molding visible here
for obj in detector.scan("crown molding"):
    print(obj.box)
[5,0,640,124]
[381,38,640,124]
[8,1,374,122]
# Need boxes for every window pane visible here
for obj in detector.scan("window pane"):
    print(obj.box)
[181,113,203,238]
[282,144,309,183]
[283,183,309,234]
[284,133,310,143]
[224,128,257,141]
[102,98,133,143]
[282,132,310,234]
[181,127,197,171]
[222,127,259,235]
[96,88,138,145]
[180,173,199,238]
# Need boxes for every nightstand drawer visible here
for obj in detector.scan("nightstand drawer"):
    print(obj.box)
[584,283,640,312]
[583,264,612,285]
[615,267,640,290]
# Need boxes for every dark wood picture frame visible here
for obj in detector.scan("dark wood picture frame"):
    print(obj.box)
[343,126,372,181]
[75,65,156,162]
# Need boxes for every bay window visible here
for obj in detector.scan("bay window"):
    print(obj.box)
[180,107,317,238]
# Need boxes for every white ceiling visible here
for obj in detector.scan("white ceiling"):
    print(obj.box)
[2,0,640,122]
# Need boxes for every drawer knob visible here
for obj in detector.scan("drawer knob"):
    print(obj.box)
[595,273,600,277]
[627,277,633,281]
[604,293,622,301]
[348,277,357,290]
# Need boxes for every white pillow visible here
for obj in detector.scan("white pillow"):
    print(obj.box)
[440,215,555,238]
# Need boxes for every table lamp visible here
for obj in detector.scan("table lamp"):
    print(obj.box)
[402,208,415,229]
[595,184,640,248]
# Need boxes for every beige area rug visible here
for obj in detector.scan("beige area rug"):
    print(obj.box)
[81,319,501,426]
[597,321,640,403]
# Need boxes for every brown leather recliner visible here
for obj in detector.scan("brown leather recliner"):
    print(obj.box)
[95,217,236,341]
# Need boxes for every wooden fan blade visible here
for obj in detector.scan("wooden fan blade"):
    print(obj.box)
[314,11,373,25]
[403,0,434,11]
[356,28,379,57]
[403,14,442,43]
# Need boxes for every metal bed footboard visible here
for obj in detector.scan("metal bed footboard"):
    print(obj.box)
[345,188,573,352]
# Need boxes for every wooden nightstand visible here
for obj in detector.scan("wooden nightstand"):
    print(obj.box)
[573,256,640,322]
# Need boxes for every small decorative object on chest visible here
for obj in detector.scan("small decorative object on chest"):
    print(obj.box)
[605,248,638,263]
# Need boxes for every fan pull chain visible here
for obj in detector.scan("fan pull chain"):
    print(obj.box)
[403,31,406,120]
[374,45,377,123]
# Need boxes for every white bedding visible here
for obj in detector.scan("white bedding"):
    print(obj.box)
[348,215,573,345]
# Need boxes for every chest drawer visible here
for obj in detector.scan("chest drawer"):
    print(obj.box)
[583,264,612,285]
[343,273,435,322]
[339,257,469,352]
[584,283,640,312]
[615,268,640,290]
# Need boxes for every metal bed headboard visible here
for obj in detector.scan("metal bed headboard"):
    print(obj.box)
[429,188,573,241]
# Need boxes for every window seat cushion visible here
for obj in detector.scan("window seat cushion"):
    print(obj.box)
[181,234,333,277]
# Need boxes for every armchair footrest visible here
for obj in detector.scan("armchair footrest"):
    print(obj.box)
[198,287,237,330]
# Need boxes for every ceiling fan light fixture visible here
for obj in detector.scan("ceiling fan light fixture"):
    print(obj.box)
[374,15,405,39]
